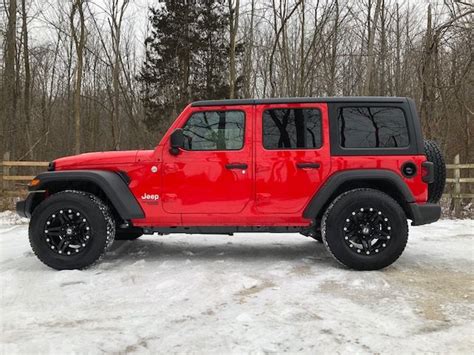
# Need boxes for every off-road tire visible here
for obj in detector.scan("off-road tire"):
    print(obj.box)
[424,140,446,203]
[321,188,408,270]
[29,190,115,270]
[115,228,143,241]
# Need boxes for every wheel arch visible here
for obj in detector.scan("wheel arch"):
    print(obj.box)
[25,170,144,221]
[303,170,415,223]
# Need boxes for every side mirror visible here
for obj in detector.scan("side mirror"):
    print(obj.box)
[169,128,184,156]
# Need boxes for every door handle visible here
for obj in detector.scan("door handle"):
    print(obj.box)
[226,163,248,170]
[296,162,320,169]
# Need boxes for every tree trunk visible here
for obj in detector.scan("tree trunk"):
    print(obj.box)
[420,4,434,138]
[363,0,382,96]
[395,2,401,95]
[328,0,339,96]
[242,0,255,98]
[70,0,86,155]
[21,0,32,158]
[228,0,240,99]
[378,0,386,95]
[3,0,17,158]
[298,0,305,96]
[109,0,129,150]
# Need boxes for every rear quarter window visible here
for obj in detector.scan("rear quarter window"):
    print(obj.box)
[338,107,409,148]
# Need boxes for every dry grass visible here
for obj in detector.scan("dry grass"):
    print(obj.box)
[0,190,27,211]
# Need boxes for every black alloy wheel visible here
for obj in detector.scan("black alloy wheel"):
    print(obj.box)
[342,207,392,256]
[43,208,92,256]
[29,190,115,270]
[321,188,408,270]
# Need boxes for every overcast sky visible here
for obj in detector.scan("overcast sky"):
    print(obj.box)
[0,0,443,63]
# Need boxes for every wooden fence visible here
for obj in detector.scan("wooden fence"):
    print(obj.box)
[1,154,473,200]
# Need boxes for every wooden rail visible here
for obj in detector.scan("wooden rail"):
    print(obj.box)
[1,156,473,199]
[1,161,49,167]
[1,152,49,192]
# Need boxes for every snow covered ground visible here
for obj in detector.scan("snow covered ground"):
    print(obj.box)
[0,211,473,354]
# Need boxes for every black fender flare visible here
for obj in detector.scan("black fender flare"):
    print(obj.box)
[303,169,415,220]
[26,170,144,220]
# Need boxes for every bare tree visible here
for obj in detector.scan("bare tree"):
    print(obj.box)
[3,0,17,157]
[363,0,382,95]
[70,0,86,154]
[228,0,240,99]
[21,0,32,157]
[108,0,129,150]
[269,0,302,96]
[242,0,255,98]
[327,0,339,96]
[0,0,471,195]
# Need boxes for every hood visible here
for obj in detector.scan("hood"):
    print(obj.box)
[54,150,143,170]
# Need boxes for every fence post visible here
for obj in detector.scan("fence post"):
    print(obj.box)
[2,151,10,191]
[453,154,461,217]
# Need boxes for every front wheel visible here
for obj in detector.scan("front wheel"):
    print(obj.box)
[321,188,408,270]
[29,191,115,270]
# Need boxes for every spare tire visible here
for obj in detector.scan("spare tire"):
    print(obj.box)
[423,140,446,203]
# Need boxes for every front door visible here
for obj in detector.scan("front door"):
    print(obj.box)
[255,103,331,214]
[161,106,253,214]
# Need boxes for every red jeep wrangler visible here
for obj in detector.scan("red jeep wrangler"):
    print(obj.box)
[17,97,446,270]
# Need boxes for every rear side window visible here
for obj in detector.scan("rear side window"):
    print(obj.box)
[338,107,409,148]
[263,108,322,149]
[182,110,245,151]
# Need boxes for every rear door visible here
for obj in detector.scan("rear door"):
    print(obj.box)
[161,106,252,214]
[255,103,331,214]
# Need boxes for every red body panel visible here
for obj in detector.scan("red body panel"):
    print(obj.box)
[254,103,331,214]
[161,105,253,215]
[53,103,429,228]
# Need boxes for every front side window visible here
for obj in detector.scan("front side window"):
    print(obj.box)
[263,108,322,149]
[338,107,409,148]
[182,110,245,151]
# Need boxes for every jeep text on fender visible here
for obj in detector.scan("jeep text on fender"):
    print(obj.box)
[17,97,446,270]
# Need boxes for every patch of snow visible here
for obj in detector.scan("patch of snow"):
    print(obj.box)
[0,218,473,353]
[0,211,29,226]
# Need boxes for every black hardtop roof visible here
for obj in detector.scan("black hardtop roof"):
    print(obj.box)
[191,96,408,107]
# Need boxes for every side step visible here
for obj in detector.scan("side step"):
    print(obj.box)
[142,226,307,235]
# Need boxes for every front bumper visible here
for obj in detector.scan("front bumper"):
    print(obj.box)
[16,200,28,218]
[408,203,441,226]
[16,191,45,218]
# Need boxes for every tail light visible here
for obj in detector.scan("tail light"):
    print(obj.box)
[421,161,434,183]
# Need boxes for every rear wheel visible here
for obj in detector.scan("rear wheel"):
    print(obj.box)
[29,191,115,270]
[321,189,408,270]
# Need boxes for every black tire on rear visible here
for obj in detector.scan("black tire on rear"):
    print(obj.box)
[423,140,446,203]
[29,190,115,270]
[321,188,408,270]
[115,228,143,241]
